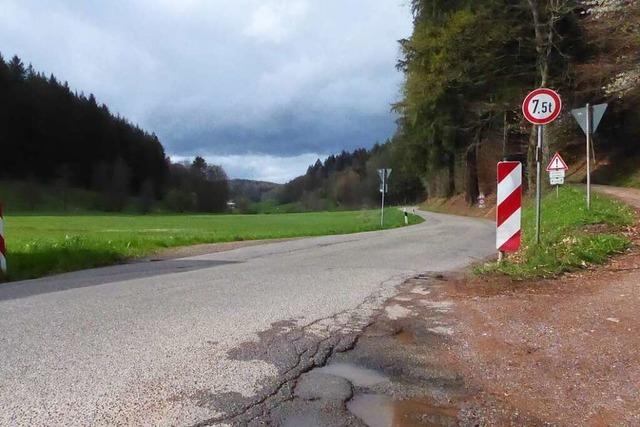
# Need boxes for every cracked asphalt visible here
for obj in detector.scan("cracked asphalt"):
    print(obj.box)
[0,210,493,425]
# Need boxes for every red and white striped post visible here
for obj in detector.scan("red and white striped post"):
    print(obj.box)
[0,203,5,275]
[497,162,522,258]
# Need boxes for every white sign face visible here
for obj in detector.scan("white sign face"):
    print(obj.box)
[478,192,486,209]
[525,93,557,121]
[377,168,392,181]
[549,169,565,185]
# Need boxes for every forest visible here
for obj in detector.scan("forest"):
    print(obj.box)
[0,53,230,212]
[276,0,640,209]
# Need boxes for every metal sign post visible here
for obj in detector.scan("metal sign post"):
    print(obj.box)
[536,125,543,244]
[377,169,392,227]
[571,103,607,210]
[586,104,591,210]
[522,88,562,244]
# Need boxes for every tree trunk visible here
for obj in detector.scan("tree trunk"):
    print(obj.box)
[526,0,553,192]
[447,153,456,197]
[465,142,480,205]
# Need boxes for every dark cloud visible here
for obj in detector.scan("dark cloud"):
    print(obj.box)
[163,109,396,157]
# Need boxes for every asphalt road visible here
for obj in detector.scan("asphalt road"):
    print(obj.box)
[0,211,494,426]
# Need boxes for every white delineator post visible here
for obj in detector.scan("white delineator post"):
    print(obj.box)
[497,162,523,255]
[0,203,6,275]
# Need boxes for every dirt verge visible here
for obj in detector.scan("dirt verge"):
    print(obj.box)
[296,185,640,426]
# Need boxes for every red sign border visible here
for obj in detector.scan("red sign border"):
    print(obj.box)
[522,88,562,125]
[546,152,569,172]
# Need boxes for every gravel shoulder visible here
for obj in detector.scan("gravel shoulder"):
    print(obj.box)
[297,185,640,426]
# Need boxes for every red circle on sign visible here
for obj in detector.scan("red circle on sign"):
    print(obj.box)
[522,88,562,125]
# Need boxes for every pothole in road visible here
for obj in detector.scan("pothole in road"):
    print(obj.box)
[273,274,468,426]
[313,362,389,388]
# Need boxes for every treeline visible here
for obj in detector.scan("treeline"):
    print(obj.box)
[276,144,425,211]
[0,53,230,212]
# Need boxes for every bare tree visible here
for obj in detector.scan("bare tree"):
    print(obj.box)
[525,0,575,190]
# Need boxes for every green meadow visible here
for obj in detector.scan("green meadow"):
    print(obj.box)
[1,208,422,282]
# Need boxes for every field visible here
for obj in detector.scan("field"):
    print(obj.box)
[1,208,422,281]
[477,186,634,279]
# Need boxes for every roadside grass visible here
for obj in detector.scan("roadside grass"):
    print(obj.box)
[476,186,634,279]
[1,208,422,282]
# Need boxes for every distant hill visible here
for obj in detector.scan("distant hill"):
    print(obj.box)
[229,179,281,202]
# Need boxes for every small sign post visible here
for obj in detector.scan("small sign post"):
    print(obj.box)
[522,88,562,244]
[377,168,392,227]
[546,152,569,197]
[571,103,608,210]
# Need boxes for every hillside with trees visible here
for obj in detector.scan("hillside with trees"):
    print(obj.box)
[277,0,639,210]
[0,53,230,213]
[273,146,424,212]
[391,0,639,201]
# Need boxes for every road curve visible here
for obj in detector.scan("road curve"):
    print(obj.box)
[0,210,494,425]
[592,184,640,210]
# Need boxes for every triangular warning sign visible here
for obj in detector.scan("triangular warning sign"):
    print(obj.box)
[546,152,569,171]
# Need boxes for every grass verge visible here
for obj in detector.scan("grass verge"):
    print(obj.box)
[2,208,422,282]
[476,186,634,279]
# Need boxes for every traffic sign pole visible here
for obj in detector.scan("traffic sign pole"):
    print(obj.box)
[536,125,542,244]
[378,168,392,227]
[380,172,385,227]
[522,87,562,245]
[586,103,591,210]
[571,102,607,210]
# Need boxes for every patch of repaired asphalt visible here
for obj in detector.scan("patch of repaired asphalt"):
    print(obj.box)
[188,280,403,426]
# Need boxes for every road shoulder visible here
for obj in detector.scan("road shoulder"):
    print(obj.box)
[272,186,640,425]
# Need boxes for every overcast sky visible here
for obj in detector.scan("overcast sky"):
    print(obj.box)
[0,0,412,183]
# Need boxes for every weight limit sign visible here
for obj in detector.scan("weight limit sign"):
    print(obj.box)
[522,88,562,126]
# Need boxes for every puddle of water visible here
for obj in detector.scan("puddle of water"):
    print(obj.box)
[395,329,416,345]
[314,363,389,387]
[348,394,458,427]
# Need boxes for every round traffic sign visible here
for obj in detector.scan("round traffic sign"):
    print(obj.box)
[522,88,562,125]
